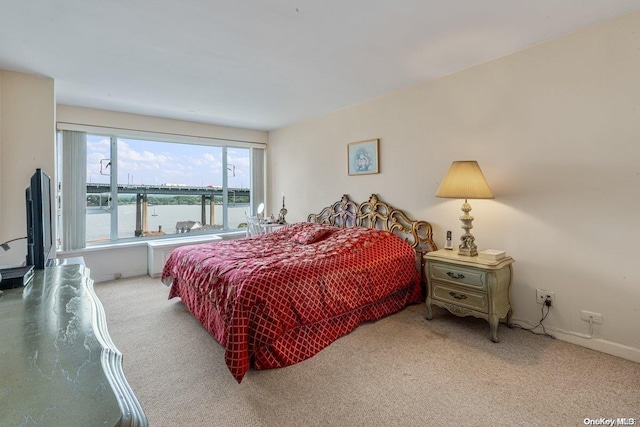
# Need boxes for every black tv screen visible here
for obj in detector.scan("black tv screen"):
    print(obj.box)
[26,168,54,269]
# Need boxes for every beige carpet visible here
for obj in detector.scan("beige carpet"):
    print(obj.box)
[95,276,640,427]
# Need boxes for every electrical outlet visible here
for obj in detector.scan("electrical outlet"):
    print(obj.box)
[536,289,555,307]
[580,310,603,324]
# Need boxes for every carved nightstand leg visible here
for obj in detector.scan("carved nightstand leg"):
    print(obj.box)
[506,309,513,328]
[425,302,433,320]
[489,314,500,343]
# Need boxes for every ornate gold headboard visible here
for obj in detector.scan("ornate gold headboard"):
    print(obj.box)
[307,194,437,253]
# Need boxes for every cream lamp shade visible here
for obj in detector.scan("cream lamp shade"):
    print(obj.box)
[436,161,493,256]
[435,161,494,200]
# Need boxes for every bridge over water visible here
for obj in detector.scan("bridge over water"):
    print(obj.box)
[86,183,251,236]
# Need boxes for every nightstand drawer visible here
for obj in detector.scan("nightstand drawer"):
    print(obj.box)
[432,283,489,313]
[430,263,486,291]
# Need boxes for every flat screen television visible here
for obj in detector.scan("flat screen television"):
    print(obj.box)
[26,168,54,269]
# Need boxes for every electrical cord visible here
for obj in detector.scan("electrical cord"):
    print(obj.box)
[512,297,556,339]
[1,236,28,251]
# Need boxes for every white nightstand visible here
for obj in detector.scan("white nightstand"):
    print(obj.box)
[425,249,515,342]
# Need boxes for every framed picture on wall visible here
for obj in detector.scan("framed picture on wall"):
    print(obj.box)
[347,139,379,175]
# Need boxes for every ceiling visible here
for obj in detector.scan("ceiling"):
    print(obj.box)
[1,1,638,131]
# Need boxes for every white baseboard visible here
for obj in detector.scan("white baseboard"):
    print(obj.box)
[548,327,640,363]
[512,317,640,364]
[93,269,148,283]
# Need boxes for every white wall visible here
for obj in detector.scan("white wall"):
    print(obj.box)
[0,71,55,267]
[268,11,640,361]
[57,105,268,144]
[75,244,148,283]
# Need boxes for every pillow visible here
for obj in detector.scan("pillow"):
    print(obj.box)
[291,227,332,245]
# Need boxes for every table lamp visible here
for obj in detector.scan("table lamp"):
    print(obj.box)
[435,161,494,256]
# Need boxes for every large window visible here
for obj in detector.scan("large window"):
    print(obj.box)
[57,129,264,249]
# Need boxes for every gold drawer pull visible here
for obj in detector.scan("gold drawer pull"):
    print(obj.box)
[449,291,468,300]
[446,272,465,280]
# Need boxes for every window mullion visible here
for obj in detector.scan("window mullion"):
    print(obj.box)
[110,136,118,241]
[222,146,228,230]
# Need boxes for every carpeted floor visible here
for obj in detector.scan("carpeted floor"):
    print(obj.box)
[95,275,640,427]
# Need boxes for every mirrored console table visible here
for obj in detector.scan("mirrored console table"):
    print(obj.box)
[0,261,147,426]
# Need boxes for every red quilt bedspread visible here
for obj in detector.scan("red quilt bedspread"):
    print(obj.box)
[161,222,421,382]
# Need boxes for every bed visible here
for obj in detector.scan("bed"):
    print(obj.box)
[161,194,436,382]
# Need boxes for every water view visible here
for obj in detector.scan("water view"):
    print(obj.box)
[86,204,250,242]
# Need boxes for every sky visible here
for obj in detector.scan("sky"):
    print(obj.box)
[86,135,250,189]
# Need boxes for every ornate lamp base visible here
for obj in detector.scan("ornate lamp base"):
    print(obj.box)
[277,195,288,224]
[458,200,478,257]
[458,245,478,257]
[278,207,288,224]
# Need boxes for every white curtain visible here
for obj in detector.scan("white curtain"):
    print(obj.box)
[61,130,87,250]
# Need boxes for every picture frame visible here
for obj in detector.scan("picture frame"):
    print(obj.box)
[347,138,379,175]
